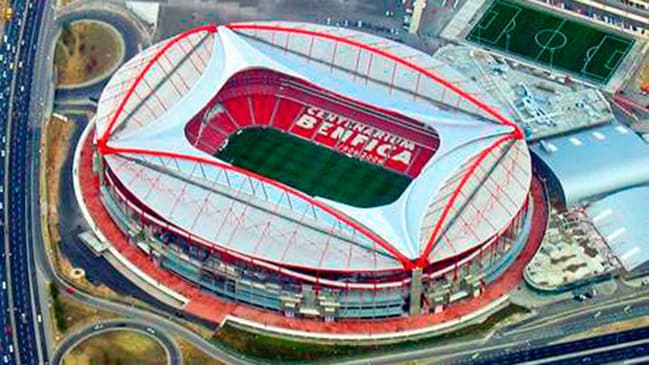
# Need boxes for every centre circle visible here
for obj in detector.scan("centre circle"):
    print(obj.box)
[534,29,568,51]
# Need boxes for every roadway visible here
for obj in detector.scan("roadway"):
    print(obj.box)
[17,3,247,364]
[331,286,649,364]
[15,1,649,365]
[4,0,49,364]
[51,319,182,365]
[2,0,51,364]
[0,0,19,361]
[451,326,649,364]
[53,6,144,102]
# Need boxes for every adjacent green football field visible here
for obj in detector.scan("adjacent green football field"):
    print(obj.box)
[467,0,634,83]
[216,128,411,208]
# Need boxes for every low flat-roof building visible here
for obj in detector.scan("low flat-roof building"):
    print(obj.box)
[532,124,649,207]
[586,186,649,274]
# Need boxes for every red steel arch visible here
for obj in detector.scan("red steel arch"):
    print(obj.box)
[97,24,219,149]
[224,23,525,267]
[98,23,527,272]
[100,144,415,269]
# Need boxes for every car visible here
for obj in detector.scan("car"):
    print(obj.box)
[573,294,586,302]
[3,355,7,364]
[93,324,104,331]
[146,327,155,335]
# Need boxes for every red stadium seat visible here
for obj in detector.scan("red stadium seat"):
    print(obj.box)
[223,97,253,127]
[272,98,304,130]
[250,94,277,125]
[185,69,439,177]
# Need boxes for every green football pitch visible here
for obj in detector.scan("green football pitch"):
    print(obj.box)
[216,128,412,208]
[467,0,634,83]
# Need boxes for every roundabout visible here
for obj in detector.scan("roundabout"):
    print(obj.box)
[54,20,125,89]
[53,320,181,365]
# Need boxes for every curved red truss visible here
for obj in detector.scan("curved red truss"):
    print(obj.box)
[416,135,517,267]
[225,23,526,267]
[97,24,219,149]
[97,24,415,270]
[97,23,527,272]
[101,144,415,270]
[226,23,524,138]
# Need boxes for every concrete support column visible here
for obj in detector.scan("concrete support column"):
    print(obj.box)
[95,149,105,187]
[409,268,423,315]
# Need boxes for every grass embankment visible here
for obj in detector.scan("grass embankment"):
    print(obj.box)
[213,304,529,363]
[44,116,75,254]
[42,116,125,298]
[54,21,122,86]
[0,1,6,33]
[50,283,116,341]
[62,330,168,365]
[176,337,224,365]
[42,117,124,343]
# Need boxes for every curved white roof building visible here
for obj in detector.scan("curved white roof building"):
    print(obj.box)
[94,22,532,286]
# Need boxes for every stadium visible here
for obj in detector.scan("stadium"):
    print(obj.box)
[90,21,537,320]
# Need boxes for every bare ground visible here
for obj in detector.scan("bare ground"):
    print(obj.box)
[176,337,224,365]
[62,330,167,365]
[55,21,122,86]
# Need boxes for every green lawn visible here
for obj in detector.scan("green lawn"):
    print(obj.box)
[216,127,411,208]
[467,0,634,83]
[213,304,530,363]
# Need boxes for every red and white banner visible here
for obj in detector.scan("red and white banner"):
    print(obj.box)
[291,107,422,174]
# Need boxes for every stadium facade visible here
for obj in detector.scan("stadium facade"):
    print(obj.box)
[92,22,534,320]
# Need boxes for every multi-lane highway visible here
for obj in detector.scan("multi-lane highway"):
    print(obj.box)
[0,1,19,362]
[454,325,649,364]
[1,0,50,364]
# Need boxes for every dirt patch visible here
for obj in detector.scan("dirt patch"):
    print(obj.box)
[56,0,80,7]
[55,21,122,86]
[45,116,75,245]
[63,330,167,365]
[49,284,116,344]
[176,337,224,365]
[42,116,141,302]
[0,2,6,33]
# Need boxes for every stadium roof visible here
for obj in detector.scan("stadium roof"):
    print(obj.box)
[95,22,531,272]
[586,186,649,272]
[532,124,649,207]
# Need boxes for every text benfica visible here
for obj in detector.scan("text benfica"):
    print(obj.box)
[294,107,416,166]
